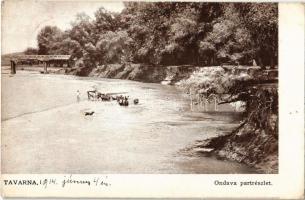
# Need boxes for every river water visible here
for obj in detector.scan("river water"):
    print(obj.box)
[2,70,257,173]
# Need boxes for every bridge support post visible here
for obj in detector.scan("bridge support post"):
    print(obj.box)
[10,60,16,74]
[43,61,48,74]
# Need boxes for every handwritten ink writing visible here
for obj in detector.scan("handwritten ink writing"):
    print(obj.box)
[62,175,91,188]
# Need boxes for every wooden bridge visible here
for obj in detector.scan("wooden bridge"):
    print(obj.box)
[10,55,71,74]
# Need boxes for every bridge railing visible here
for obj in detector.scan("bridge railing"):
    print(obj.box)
[11,55,71,61]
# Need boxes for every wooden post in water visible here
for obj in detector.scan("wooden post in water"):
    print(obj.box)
[43,61,48,73]
[10,60,16,74]
[204,98,207,112]
[189,88,193,111]
[197,94,200,110]
[234,102,239,112]
[214,96,218,111]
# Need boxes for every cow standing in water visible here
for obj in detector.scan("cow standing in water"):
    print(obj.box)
[118,96,129,106]
[134,99,139,105]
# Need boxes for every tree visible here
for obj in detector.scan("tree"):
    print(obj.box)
[235,3,278,67]
[93,7,118,34]
[37,26,63,55]
[34,3,278,68]
[68,13,96,66]
[24,47,38,55]
[69,13,94,46]
[96,30,133,64]
[198,4,253,65]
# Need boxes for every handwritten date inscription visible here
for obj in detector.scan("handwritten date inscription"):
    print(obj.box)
[4,175,111,189]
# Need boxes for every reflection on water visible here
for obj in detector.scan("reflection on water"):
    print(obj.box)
[2,70,257,173]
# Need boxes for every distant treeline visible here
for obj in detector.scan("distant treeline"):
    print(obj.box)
[25,2,278,67]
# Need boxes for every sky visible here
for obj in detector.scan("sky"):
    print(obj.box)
[1,0,125,55]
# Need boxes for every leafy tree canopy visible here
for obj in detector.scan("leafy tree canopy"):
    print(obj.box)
[34,3,278,67]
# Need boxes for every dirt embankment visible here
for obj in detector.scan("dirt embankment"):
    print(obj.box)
[55,63,196,84]
[192,85,278,173]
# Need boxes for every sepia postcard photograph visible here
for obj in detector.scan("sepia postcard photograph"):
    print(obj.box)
[0,0,304,199]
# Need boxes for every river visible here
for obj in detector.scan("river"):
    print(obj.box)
[1,69,257,173]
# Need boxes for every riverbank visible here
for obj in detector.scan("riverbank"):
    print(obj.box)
[175,65,278,173]
[54,64,197,85]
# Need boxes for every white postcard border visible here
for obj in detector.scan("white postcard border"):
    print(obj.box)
[1,2,304,199]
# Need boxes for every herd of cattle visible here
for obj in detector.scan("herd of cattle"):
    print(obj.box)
[87,90,139,106]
